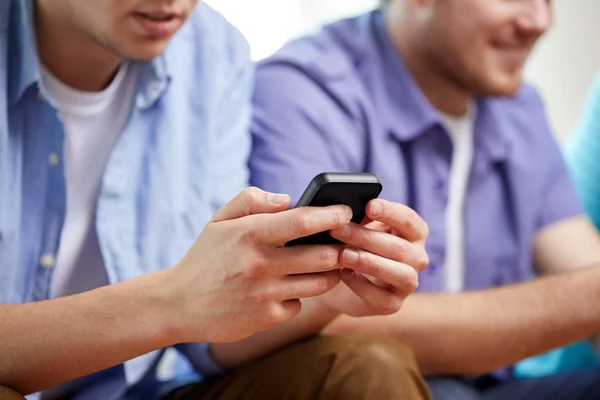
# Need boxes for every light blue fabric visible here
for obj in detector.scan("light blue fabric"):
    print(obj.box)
[565,72,600,229]
[515,342,600,379]
[515,71,600,379]
[0,0,253,399]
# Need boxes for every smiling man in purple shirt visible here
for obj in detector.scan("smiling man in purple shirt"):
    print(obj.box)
[250,0,600,398]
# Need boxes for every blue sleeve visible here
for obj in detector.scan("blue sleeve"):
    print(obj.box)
[564,72,600,229]
[175,342,224,378]
[536,136,582,229]
[521,86,582,230]
[249,62,365,203]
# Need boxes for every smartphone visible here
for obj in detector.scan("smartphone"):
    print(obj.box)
[285,172,383,246]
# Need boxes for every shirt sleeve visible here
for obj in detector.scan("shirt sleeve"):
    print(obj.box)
[530,88,582,230]
[564,72,600,229]
[250,62,365,203]
[175,342,224,378]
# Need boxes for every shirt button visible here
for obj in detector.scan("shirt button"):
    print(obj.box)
[40,253,55,269]
[493,274,503,287]
[48,152,60,166]
[37,91,44,101]
[435,178,446,191]
[150,80,161,93]
[428,262,437,274]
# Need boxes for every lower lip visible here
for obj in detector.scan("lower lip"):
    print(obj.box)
[132,13,182,38]
[495,48,526,72]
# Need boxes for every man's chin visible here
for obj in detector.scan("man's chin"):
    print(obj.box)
[476,75,524,98]
[120,41,170,62]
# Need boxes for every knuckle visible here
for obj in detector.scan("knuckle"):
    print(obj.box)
[390,240,408,262]
[238,187,263,212]
[319,246,338,268]
[244,254,269,280]
[316,277,330,294]
[408,208,429,239]
[264,304,289,326]
[237,190,252,212]
[238,227,260,245]
[249,288,270,305]
[407,268,420,292]
[361,254,380,275]
[249,283,278,306]
[245,186,262,197]
[416,251,430,273]
[333,207,347,226]
[400,217,414,234]
[380,296,403,315]
[316,274,338,294]
[243,186,262,202]
[397,268,419,295]
[292,214,313,236]
[357,228,373,247]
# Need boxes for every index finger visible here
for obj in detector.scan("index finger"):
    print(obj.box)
[365,199,429,242]
[258,205,353,246]
[211,187,290,223]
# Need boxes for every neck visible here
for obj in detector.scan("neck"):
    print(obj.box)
[384,11,471,116]
[35,0,122,91]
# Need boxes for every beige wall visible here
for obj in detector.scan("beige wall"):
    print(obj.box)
[525,2,600,140]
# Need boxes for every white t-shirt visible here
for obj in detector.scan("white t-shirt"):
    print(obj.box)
[440,106,476,293]
[40,63,139,298]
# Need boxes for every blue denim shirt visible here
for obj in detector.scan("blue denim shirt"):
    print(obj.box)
[250,10,581,377]
[1,1,252,398]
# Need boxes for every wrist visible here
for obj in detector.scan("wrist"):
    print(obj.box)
[133,268,190,347]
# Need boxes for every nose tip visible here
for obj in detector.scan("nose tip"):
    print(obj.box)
[517,0,553,36]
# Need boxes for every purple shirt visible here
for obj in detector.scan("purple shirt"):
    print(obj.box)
[250,10,581,292]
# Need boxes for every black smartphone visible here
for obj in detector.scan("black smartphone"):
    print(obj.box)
[285,172,383,246]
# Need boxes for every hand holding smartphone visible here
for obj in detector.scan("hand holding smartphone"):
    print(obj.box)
[285,172,382,246]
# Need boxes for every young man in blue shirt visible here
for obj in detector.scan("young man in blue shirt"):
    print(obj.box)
[0,0,431,399]
[251,0,600,398]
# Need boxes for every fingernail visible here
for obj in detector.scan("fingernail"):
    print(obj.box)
[341,268,355,281]
[370,201,383,217]
[332,224,352,238]
[269,193,289,205]
[342,249,359,265]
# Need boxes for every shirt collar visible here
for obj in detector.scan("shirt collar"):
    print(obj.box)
[371,10,512,162]
[372,10,439,142]
[7,0,40,106]
[8,0,171,109]
[474,97,514,163]
[135,54,171,110]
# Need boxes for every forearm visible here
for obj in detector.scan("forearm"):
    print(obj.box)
[211,298,339,368]
[325,265,600,376]
[0,269,177,395]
